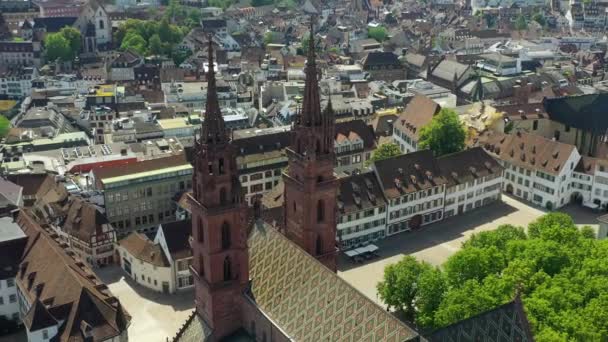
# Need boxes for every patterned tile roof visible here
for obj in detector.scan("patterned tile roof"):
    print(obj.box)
[172,311,212,342]
[247,221,419,342]
[425,295,534,342]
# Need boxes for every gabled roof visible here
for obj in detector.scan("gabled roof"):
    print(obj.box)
[247,221,419,341]
[23,298,58,331]
[16,211,130,341]
[335,120,376,150]
[33,17,78,32]
[61,197,109,242]
[373,149,447,199]
[394,95,441,139]
[437,147,503,187]
[544,94,608,133]
[478,131,577,176]
[431,60,470,83]
[118,233,170,267]
[159,219,193,260]
[362,51,401,68]
[338,172,387,215]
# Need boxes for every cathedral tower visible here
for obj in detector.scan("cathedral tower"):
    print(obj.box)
[190,37,249,339]
[283,22,338,272]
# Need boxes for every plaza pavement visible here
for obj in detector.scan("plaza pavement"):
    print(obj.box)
[91,195,600,340]
[95,266,194,342]
[337,195,600,305]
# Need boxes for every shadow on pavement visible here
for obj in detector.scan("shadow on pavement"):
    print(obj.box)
[337,201,518,272]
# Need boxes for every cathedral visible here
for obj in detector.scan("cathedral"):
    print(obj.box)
[171,28,420,342]
[171,24,534,342]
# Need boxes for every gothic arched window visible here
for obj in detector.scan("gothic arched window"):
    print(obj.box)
[221,222,231,250]
[198,218,204,242]
[219,187,227,205]
[317,200,324,222]
[223,256,231,281]
[218,158,225,174]
[99,19,104,30]
[316,139,321,154]
[316,235,322,256]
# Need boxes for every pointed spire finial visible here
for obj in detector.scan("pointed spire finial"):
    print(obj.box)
[201,34,227,145]
[300,17,322,127]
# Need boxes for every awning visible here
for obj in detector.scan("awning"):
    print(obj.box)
[359,244,379,253]
[584,201,599,209]
[344,249,360,257]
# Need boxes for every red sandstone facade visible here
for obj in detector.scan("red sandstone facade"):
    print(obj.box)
[189,38,249,339]
[190,24,338,340]
[282,23,338,272]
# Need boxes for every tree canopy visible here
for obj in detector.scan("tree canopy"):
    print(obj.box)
[116,18,188,60]
[44,33,71,61]
[367,143,402,165]
[0,115,10,139]
[532,12,546,27]
[44,26,82,61]
[368,26,388,42]
[515,14,528,32]
[418,108,466,156]
[377,213,608,341]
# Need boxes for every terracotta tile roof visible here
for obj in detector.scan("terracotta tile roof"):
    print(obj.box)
[394,95,441,139]
[7,174,49,199]
[118,233,170,267]
[494,103,547,120]
[247,221,419,341]
[478,131,577,175]
[337,172,387,215]
[373,149,447,199]
[437,147,503,187]
[61,197,110,243]
[16,211,130,341]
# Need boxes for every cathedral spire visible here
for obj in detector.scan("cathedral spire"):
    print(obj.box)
[300,19,322,127]
[201,35,227,145]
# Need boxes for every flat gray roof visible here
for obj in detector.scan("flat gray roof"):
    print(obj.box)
[0,216,26,242]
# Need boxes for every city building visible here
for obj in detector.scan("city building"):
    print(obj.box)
[172,34,420,342]
[116,233,172,292]
[439,147,503,218]
[15,211,129,341]
[336,172,387,249]
[374,150,448,236]
[334,119,376,175]
[91,154,193,236]
[480,131,580,210]
[0,211,27,324]
[392,95,441,153]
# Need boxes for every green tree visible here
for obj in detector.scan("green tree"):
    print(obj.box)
[251,0,273,6]
[367,143,402,165]
[0,115,10,138]
[44,33,71,61]
[418,108,466,156]
[515,14,528,33]
[172,48,192,66]
[532,12,546,27]
[377,256,433,320]
[368,26,388,42]
[120,31,147,54]
[377,212,608,338]
[149,34,163,55]
[59,26,82,59]
[263,31,279,46]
